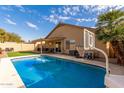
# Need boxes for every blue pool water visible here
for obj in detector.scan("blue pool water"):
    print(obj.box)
[12,56,106,88]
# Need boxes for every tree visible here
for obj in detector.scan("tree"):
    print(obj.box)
[96,10,124,65]
[0,28,22,43]
[8,33,21,43]
[0,28,6,43]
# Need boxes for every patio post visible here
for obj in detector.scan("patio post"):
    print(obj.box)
[41,41,45,54]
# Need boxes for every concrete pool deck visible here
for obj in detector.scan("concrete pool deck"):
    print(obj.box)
[0,54,40,88]
[0,54,124,88]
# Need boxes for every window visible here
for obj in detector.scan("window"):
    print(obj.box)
[84,29,95,50]
[69,40,75,44]
[66,40,76,50]
[89,33,94,47]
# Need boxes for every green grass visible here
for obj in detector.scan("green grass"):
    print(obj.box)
[7,51,38,57]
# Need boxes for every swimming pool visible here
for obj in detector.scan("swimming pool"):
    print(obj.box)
[12,55,106,88]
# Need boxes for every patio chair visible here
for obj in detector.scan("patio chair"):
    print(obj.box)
[69,50,75,56]
[5,48,10,52]
[9,48,14,52]
[74,50,80,58]
[84,51,94,60]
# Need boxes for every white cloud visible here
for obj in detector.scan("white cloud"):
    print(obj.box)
[26,22,38,30]
[54,5,124,16]
[75,18,97,22]
[58,16,70,20]
[43,15,58,24]
[63,6,71,15]
[6,14,11,18]
[15,5,25,13]
[61,6,80,16]
[15,5,38,14]
[44,5,100,24]
[43,14,71,24]
[43,5,124,25]
[1,6,13,11]
[51,9,56,14]
[15,5,22,8]
[5,18,16,25]
[43,11,97,24]
[82,5,124,15]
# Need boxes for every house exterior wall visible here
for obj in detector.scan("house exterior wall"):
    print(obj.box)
[47,25,84,46]
[0,42,35,52]
[47,25,84,53]
[46,24,109,58]
[95,39,107,58]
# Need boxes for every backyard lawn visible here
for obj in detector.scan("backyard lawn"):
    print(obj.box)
[7,51,39,57]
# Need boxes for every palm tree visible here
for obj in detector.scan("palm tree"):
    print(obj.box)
[96,10,124,65]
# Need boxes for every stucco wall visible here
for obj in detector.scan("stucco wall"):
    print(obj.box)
[95,39,107,58]
[47,25,84,46]
[0,43,35,52]
[47,25,84,54]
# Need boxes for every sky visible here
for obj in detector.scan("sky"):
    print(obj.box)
[0,5,124,41]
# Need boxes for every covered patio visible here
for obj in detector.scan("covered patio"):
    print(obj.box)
[40,37,66,53]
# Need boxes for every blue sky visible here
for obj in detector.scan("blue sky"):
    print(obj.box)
[0,5,124,41]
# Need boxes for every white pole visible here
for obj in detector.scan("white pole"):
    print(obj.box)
[94,47,109,76]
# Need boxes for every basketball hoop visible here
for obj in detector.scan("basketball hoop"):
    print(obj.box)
[84,29,109,76]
